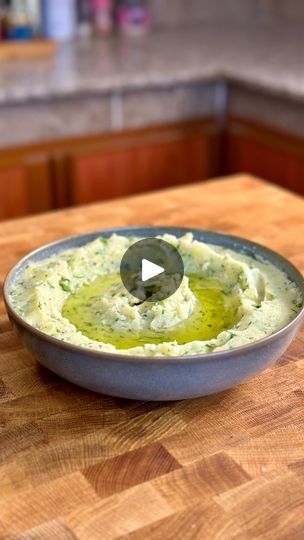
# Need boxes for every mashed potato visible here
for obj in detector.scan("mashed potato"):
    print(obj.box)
[10,233,302,357]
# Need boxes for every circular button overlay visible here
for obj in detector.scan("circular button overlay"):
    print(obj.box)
[120,238,184,302]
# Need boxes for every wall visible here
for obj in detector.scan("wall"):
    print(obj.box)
[151,0,304,27]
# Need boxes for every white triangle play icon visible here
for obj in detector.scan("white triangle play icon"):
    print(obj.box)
[141,259,164,282]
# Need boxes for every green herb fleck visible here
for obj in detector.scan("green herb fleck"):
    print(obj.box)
[60,278,72,293]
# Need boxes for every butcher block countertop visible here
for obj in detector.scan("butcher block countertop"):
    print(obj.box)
[0,174,304,540]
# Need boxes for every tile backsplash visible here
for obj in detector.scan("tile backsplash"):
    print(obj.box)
[151,0,304,27]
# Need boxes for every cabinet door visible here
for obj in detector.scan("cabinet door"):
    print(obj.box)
[0,154,53,220]
[67,121,219,205]
[224,119,304,196]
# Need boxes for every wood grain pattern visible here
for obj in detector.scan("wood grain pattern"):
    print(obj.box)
[69,134,213,204]
[224,117,304,196]
[0,155,53,220]
[0,117,218,220]
[84,443,181,498]
[0,175,303,539]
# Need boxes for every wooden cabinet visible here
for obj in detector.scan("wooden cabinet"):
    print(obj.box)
[67,119,219,205]
[223,118,304,196]
[0,115,303,222]
[0,118,219,221]
[0,152,53,220]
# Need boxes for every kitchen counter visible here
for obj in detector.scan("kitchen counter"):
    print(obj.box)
[1,22,304,147]
[1,22,304,105]
[0,174,303,539]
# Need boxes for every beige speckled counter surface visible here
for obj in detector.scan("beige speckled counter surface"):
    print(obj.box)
[1,22,303,105]
[1,22,304,147]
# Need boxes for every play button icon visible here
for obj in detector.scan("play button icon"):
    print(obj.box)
[120,237,184,302]
[142,259,164,282]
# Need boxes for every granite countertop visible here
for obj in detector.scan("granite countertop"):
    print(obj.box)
[1,21,304,106]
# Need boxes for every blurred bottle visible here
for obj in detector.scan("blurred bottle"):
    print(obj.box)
[116,0,150,37]
[42,0,77,41]
[0,0,8,40]
[26,0,42,36]
[77,0,92,38]
[6,0,33,40]
[92,0,113,37]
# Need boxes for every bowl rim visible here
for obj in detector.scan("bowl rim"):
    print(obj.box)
[3,225,304,365]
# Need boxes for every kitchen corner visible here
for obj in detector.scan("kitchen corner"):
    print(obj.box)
[2,21,304,144]
[1,17,304,221]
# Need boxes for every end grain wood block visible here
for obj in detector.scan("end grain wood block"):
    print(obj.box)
[0,472,99,536]
[6,519,77,540]
[64,482,174,540]
[288,460,304,476]
[17,432,116,487]
[36,398,128,444]
[0,379,14,404]
[188,452,251,495]
[0,349,35,377]
[64,452,251,540]
[84,442,181,498]
[215,470,304,539]
[0,330,24,354]
[149,454,249,512]
[0,461,30,501]
[0,422,47,465]
[277,334,304,365]
[116,500,244,540]
[1,365,62,399]
[0,175,303,539]
[227,424,304,477]
[0,387,83,430]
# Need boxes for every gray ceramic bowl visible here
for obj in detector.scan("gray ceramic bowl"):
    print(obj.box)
[3,227,304,401]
